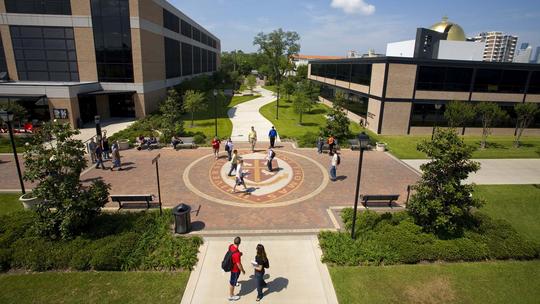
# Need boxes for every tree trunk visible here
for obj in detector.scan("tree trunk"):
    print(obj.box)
[191,111,194,127]
[514,122,525,148]
[299,111,303,125]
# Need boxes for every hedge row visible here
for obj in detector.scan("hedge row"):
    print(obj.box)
[0,211,202,272]
[319,210,539,266]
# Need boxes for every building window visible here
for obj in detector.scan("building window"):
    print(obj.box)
[163,9,180,33]
[10,26,79,81]
[91,0,133,82]
[201,49,208,73]
[0,34,7,77]
[181,20,192,38]
[416,66,473,91]
[528,71,540,94]
[211,51,217,72]
[5,0,71,15]
[351,64,372,86]
[410,102,448,127]
[181,43,192,76]
[201,32,208,46]
[474,68,528,93]
[164,37,180,78]
[192,28,201,42]
[193,46,201,74]
[336,64,350,82]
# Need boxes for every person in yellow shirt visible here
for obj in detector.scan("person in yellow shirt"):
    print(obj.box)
[248,126,257,152]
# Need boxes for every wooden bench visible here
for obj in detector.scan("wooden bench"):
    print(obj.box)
[135,137,160,150]
[322,143,340,153]
[360,194,400,208]
[110,194,162,213]
[175,137,196,149]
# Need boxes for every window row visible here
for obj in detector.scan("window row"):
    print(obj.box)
[5,0,71,15]
[0,34,8,76]
[179,19,217,48]
[311,63,372,86]
[410,102,540,128]
[163,9,180,33]
[164,38,218,79]
[10,26,79,82]
[320,85,368,118]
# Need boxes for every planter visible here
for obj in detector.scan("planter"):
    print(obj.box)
[117,139,130,150]
[19,193,42,210]
[376,142,387,152]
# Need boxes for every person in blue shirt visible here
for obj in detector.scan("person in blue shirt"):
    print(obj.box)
[268,126,278,148]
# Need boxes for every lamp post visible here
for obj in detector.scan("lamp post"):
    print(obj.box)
[351,132,370,239]
[0,111,25,194]
[431,104,443,140]
[213,89,218,137]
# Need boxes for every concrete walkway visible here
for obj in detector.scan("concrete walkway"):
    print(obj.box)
[228,87,278,143]
[73,118,135,143]
[404,159,540,184]
[181,235,338,304]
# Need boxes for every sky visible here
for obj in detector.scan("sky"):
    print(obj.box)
[170,0,540,56]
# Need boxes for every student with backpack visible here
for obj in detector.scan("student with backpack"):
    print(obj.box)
[330,150,340,181]
[253,244,270,301]
[266,148,276,172]
[225,138,234,161]
[222,236,245,301]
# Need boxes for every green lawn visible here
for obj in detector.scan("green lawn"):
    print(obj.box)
[0,136,28,153]
[0,193,23,215]
[0,271,190,304]
[262,85,277,93]
[367,132,540,159]
[181,95,259,140]
[260,101,361,142]
[330,260,540,304]
[474,185,540,243]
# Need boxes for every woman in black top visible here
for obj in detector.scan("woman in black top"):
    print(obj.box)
[254,244,269,301]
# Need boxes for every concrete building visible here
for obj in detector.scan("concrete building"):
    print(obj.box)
[291,54,343,68]
[514,43,533,63]
[308,57,540,135]
[0,0,220,127]
[471,32,518,62]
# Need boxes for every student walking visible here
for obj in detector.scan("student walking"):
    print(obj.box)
[95,145,105,170]
[88,138,97,163]
[110,141,122,171]
[266,147,275,172]
[316,134,324,154]
[228,149,239,176]
[268,126,278,148]
[329,151,340,181]
[224,237,245,302]
[233,159,247,193]
[101,134,110,160]
[212,137,221,159]
[225,138,234,161]
[254,244,270,301]
[248,126,257,152]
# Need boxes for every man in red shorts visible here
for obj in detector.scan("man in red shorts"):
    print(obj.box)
[228,236,245,301]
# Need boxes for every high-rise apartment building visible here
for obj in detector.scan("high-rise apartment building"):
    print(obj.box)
[0,0,220,127]
[514,43,533,63]
[471,32,518,62]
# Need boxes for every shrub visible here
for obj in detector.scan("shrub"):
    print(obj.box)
[296,132,318,148]
[193,134,206,145]
[0,248,12,272]
[90,232,140,271]
[0,212,35,248]
[11,237,55,271]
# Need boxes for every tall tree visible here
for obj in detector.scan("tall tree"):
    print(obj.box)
[292,82,313,125]
[159,89,184,139]
[444,100,476,134]
[514,103,539,148]
[407,128,482,237]
[475,102,508,149]
[246,74,257,93]
[253,28,300,119]
[182,90,207,127]
[0,101,27,129]
[323,91,350,140]
[282,78,296,102]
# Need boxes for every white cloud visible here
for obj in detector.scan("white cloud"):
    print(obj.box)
[330,0,375,15]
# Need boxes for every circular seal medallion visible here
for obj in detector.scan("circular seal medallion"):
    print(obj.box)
[210,152,303,203]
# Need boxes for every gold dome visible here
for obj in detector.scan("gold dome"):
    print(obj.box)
[430,16,466,41]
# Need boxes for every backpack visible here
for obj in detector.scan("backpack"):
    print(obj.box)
[221,246,238,272]
[225,144,230,152]
[270,150,276,159]
[336,154,341,165]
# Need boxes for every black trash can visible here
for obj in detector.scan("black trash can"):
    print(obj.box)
[172,203,192,234]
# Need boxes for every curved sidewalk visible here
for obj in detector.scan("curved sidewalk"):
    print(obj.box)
[228,87,278,143]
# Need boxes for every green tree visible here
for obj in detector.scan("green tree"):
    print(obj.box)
[282,78,296,102]
[292,83,313,125]
[228,70,241,91]
[475,102,508,149]
[294,64,308,81]
[323,91,350,140]
[23,121,110,239]
[253,28,300,119]
[444,100,476,133]
[246,74,257,92]
[159,89,184,139]
[514,103,539,148]
[182,90,207,127]
[0,101,27,129]
[407,128,482,237]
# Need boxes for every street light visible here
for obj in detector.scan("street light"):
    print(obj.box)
[0,111,25,194]
[213,89,218,137]
[350,132,370,239]
[431,103,443,140]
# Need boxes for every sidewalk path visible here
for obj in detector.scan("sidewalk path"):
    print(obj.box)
[404,159,540,184]
[181,235,338,304]
[228,87,278,143]
[73,118,135,143]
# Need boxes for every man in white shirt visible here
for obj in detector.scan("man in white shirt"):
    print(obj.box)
[330,151,339,181]
[248,126,257,152]
[233,159,247,193]
[266,148,275,172]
